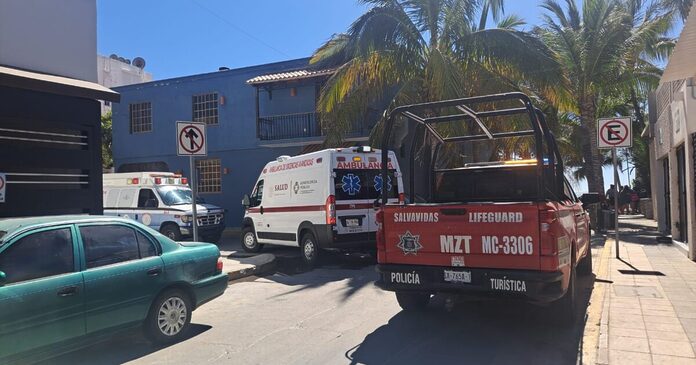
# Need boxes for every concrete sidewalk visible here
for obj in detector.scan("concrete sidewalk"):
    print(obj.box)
[593,217,696,364]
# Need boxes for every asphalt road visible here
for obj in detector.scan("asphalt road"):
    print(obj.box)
[45,241,604,365]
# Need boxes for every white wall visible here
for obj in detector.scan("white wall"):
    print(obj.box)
[0,0,97,82]
[97,55,152,89]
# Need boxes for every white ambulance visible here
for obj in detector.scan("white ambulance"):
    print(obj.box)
[241,147,404,265]
[103,172,225,242]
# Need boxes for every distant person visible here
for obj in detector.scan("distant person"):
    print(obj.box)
[606,184,616,208]
[619,185,632,214]
[630,188,640,214]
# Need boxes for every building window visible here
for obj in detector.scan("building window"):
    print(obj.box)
[192,92,219,125]
[196,158,221,193]
[129,102,152,133]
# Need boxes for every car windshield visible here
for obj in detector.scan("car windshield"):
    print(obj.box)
[156,186,193,205]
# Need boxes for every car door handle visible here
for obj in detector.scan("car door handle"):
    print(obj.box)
[57,286,78,297]
[147,267,162,276]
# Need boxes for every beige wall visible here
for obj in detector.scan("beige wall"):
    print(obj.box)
[0,0,97,82]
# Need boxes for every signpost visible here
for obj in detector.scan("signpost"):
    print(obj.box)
[0,173,6,203]
[177,121,207,241]
[598,117,632,259]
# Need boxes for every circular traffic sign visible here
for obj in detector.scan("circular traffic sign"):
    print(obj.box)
[599,119,629,146]
[179,125,205,154]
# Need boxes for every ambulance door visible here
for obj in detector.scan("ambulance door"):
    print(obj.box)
[247,179,268,243]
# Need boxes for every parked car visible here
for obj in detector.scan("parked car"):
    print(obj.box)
[103,172,226,243]
[0,215,228,363]
[375,92,601,324]
[241,147,404,266]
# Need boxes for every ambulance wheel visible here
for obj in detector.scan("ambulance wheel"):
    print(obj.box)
[551,264,577,325]
[161,224,182,241]
[578,249,593,276]
[241,227,263,253]
[395,292,430,311]
[300,232,319,267]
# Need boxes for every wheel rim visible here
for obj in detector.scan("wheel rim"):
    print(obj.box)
[157,296,187,336]
[244,233,255,248]
[303,239,315,260]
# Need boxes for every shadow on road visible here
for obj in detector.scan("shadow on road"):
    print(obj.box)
[346,272,596,365]
[42,324,212,365]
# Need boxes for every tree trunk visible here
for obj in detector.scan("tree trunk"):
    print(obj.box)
[579,97,605,194]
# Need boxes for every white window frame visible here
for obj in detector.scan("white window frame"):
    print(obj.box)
[129,102,152,133]
[192,92,219,125]
[196,158,222,193]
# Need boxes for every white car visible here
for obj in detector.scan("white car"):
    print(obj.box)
[241,147,404,265]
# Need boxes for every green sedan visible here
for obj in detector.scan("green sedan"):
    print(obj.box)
[0,215,228,363]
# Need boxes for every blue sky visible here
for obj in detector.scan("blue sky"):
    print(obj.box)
[97,0,677,193]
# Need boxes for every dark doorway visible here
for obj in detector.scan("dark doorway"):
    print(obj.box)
[663,157,671,233]
[677,145,688,242]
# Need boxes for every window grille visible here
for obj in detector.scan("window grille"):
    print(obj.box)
[196,158,221,193]
[193,92,219,125]
[129,102,152,133]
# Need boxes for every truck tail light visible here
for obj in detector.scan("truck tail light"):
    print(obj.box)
[375,209,386,262]
[216,259,223,274]
[398,193,405,205]
[326,195,336,225]
[539,208,558,256]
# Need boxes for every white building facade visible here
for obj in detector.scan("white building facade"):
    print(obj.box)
[647,3,696,259]
[97,55,152,113]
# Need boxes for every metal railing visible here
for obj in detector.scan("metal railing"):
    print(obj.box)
[257,112,368,140]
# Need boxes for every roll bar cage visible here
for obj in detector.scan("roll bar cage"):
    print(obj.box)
[379,92,564,205]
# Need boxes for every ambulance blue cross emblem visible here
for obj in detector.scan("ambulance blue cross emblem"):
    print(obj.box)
[341,173,361,196]
[374,175,392,192]
[397,231,423,255]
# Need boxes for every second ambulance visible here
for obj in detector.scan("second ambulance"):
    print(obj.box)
[242,147,404,265]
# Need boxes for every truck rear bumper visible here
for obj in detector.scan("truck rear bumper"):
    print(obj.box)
[376,264,566,303]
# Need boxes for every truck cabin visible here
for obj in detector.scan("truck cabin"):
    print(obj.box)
[379,92,568,205]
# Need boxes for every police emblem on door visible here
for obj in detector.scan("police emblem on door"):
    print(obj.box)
[397,231,423,255]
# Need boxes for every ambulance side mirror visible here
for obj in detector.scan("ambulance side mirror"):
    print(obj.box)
[242,194,250,208]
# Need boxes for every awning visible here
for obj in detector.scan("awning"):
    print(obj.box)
[661,2,696,83]
[0,65,120,102]
[246,68,334,85]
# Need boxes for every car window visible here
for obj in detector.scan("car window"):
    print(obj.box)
[563,179,577,202]
[138,188,159,208]
[0,228,73,284]
[117,188,137,208]
[80,225,141,269]
[105,189,120,207]
[136,229,158,258]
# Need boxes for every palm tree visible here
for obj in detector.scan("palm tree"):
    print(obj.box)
[662,0,693,20]
[538,0,674,194]
[310,0,559,147]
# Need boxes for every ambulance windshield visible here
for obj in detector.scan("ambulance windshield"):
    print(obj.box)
[157,186,193,206]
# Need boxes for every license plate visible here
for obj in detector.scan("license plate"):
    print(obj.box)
[346,218,359,227]
[444,270,471,283]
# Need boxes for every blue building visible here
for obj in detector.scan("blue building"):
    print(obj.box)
[112,58,372,227]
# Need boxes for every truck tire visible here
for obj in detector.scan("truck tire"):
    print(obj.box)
[161,224,182,241]
[300,231,319,267]
[578,249,593,276]
[551,265,577,325]
[241,226,263,253]
[395,292,430,311]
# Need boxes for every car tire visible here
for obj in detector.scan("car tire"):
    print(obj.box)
[241,227,263,253]
[144,289,192,344]
[161,224,182,241]
[300,231,319,267]
[551,264,577,325]
[395,292,430,311]
[578,249,593,276]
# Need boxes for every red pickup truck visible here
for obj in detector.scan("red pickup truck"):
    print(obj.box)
[375,93,600,323]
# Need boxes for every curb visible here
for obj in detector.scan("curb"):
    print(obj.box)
[224,253,277,281]
[581,235,613,365]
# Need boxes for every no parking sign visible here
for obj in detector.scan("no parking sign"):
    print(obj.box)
[598,117,632,149]
[0,173,5,203]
